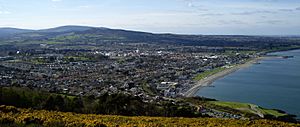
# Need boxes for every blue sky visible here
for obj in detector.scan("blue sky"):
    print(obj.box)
[0,0,299,35]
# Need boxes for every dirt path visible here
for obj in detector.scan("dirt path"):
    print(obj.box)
[250,104,264,118]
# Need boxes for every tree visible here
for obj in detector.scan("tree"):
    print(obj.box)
[72,97,84,113]
[53,95,65,111]
[43,96,55,110]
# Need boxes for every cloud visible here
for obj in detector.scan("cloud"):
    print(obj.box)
[183,0,208,11]
[278,7,300,12]
[256,20,284,25]
[277,7,300,13]
[278,9,294,12]
[218,20,247,25]
[188,2,193,7]
[79,5,90,9]
[199,13,224,17]
[231,10,276,15]
[0,11,11,14]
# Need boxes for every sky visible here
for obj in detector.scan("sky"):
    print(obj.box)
[0,0,299,35]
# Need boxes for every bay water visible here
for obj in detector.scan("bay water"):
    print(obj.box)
[196,49,300,117]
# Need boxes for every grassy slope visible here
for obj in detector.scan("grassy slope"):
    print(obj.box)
[209,101,286,117]
[0,105,298,127]
[193,67,226,81]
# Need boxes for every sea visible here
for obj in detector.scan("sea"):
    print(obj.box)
[196,49,300,117]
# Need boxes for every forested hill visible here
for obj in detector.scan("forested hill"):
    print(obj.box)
[0,25,300,48]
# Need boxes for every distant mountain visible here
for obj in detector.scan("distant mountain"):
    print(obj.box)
[0,28,33,37]
[38,25,94,33]
[0,25,299,48]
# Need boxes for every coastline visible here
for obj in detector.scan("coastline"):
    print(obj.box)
[184,57,267,97]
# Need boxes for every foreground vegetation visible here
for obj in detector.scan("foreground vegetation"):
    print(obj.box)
[0,105,299,127]
[1,87,298,123]
[0,87,200,117]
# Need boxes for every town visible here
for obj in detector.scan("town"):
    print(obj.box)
[0,43,255,101]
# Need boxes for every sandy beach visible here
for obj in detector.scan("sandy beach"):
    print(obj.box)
[184,57,267,97]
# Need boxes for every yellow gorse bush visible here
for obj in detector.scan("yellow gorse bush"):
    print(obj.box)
[0,105,298,127]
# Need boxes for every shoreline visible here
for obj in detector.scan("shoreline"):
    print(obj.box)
[184,57,268,97]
